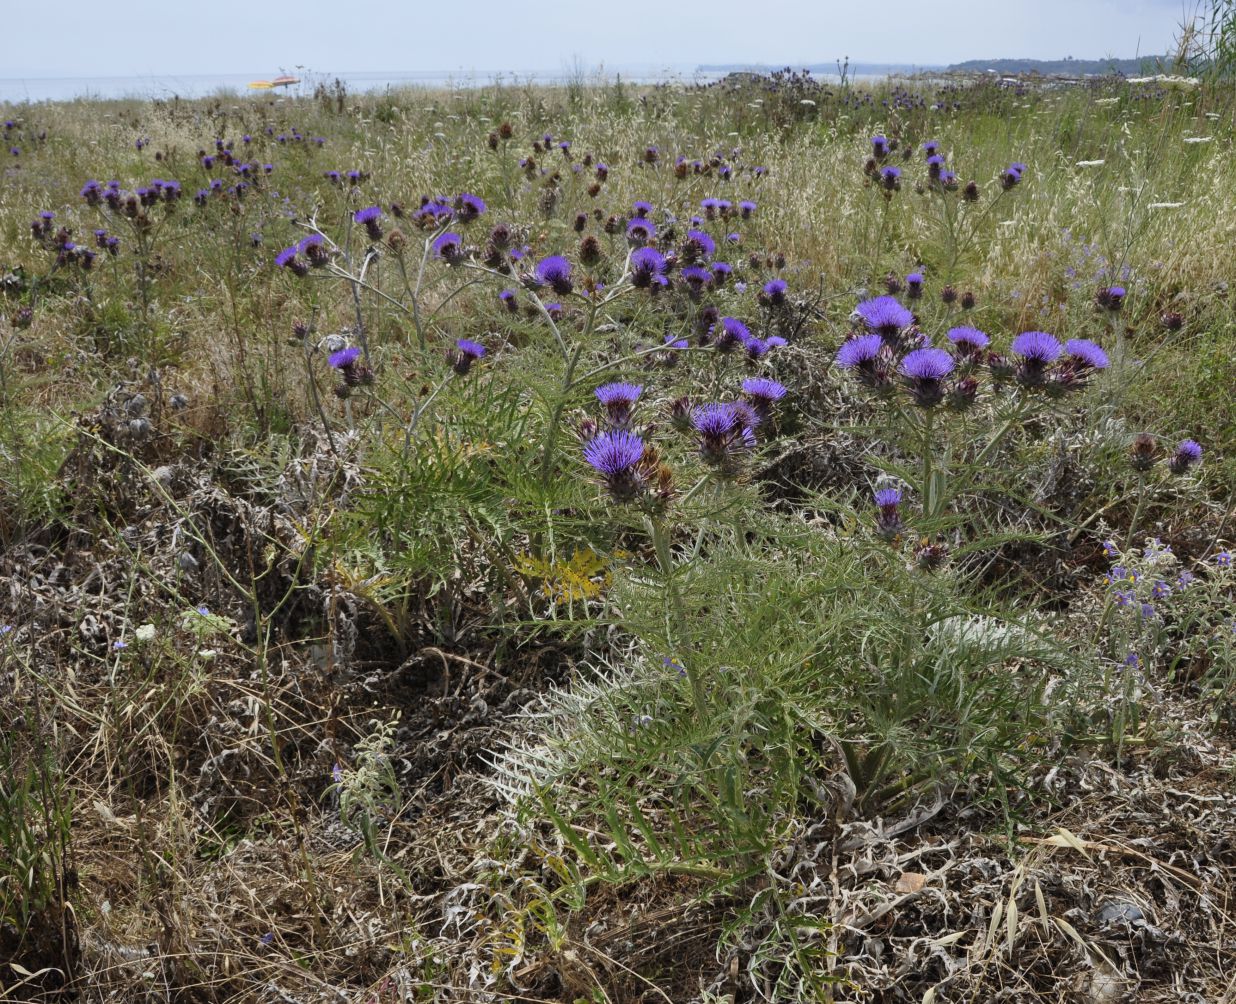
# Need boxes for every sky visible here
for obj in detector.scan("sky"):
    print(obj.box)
[5,0,1196,78]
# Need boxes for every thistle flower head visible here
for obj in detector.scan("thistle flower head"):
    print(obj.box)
[947,326,990,354]
[692,402,755,467]
[275,246,308,276]
[595,382,643,426]
[626,217,656,243]
[901,348,954,381]
[454,192,486,221]
[761,278,788,307]
[535,254,574,295]
[683,228,717,261]
[1011,331,1061,387]
[449,338,486,375]
[583,430,647,502]
[900,347,954,407]
[742,377,786,418]
[1169,439,1202,475]
[432,231,464,262]
[329,347,360,369]
[630,246,668,288]
[1064,338,1109,369]
[836,333,884,369]
[855,295,914,342]
[717,316,751,352]
[1011,330,1062,363]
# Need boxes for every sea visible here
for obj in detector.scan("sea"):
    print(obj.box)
[0,66,885,104]
[0,68,726,104]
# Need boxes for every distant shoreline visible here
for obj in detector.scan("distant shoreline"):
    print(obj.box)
[1,57,1169,104]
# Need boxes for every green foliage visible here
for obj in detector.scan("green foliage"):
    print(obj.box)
[0,728,74,952]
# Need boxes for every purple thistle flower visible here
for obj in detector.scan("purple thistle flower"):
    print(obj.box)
[761,278,788,307]
[692,403,755,467]
[739,200,757,218]
[449,338,486,375]
[1064,339,1109,369]
[711,261,733,284]
[716,316,751,352]
[855,295,914,343]
[329,347,361,369]
[836,333,884,369]
[871,134,889,157]
[454,192,486,221]
[900,348,955,407]
[874,486,904,539]
[595,382,643,426]
[630,246,668,288]
[880,165,901,190]
[1096,285,1126,311]
[535,255,573,295]
[1011,331,1061,387]
[583,430,647,502]
[298,233,329,266]
[432,231,463,263]
[632,200,654,217]
[683,229,716,261]
[1169,439,1202,475]
[626,217,657,244]
[275,246,308,277]
[499,288,518,312]
[742,377,787,419]
[905,272,924,298]
[947,326,990,355]
[354,205,383,240]
[681,265,712,298]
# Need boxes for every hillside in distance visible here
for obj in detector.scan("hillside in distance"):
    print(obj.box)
[945,56,1166,75]
[696,56,1167,77]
